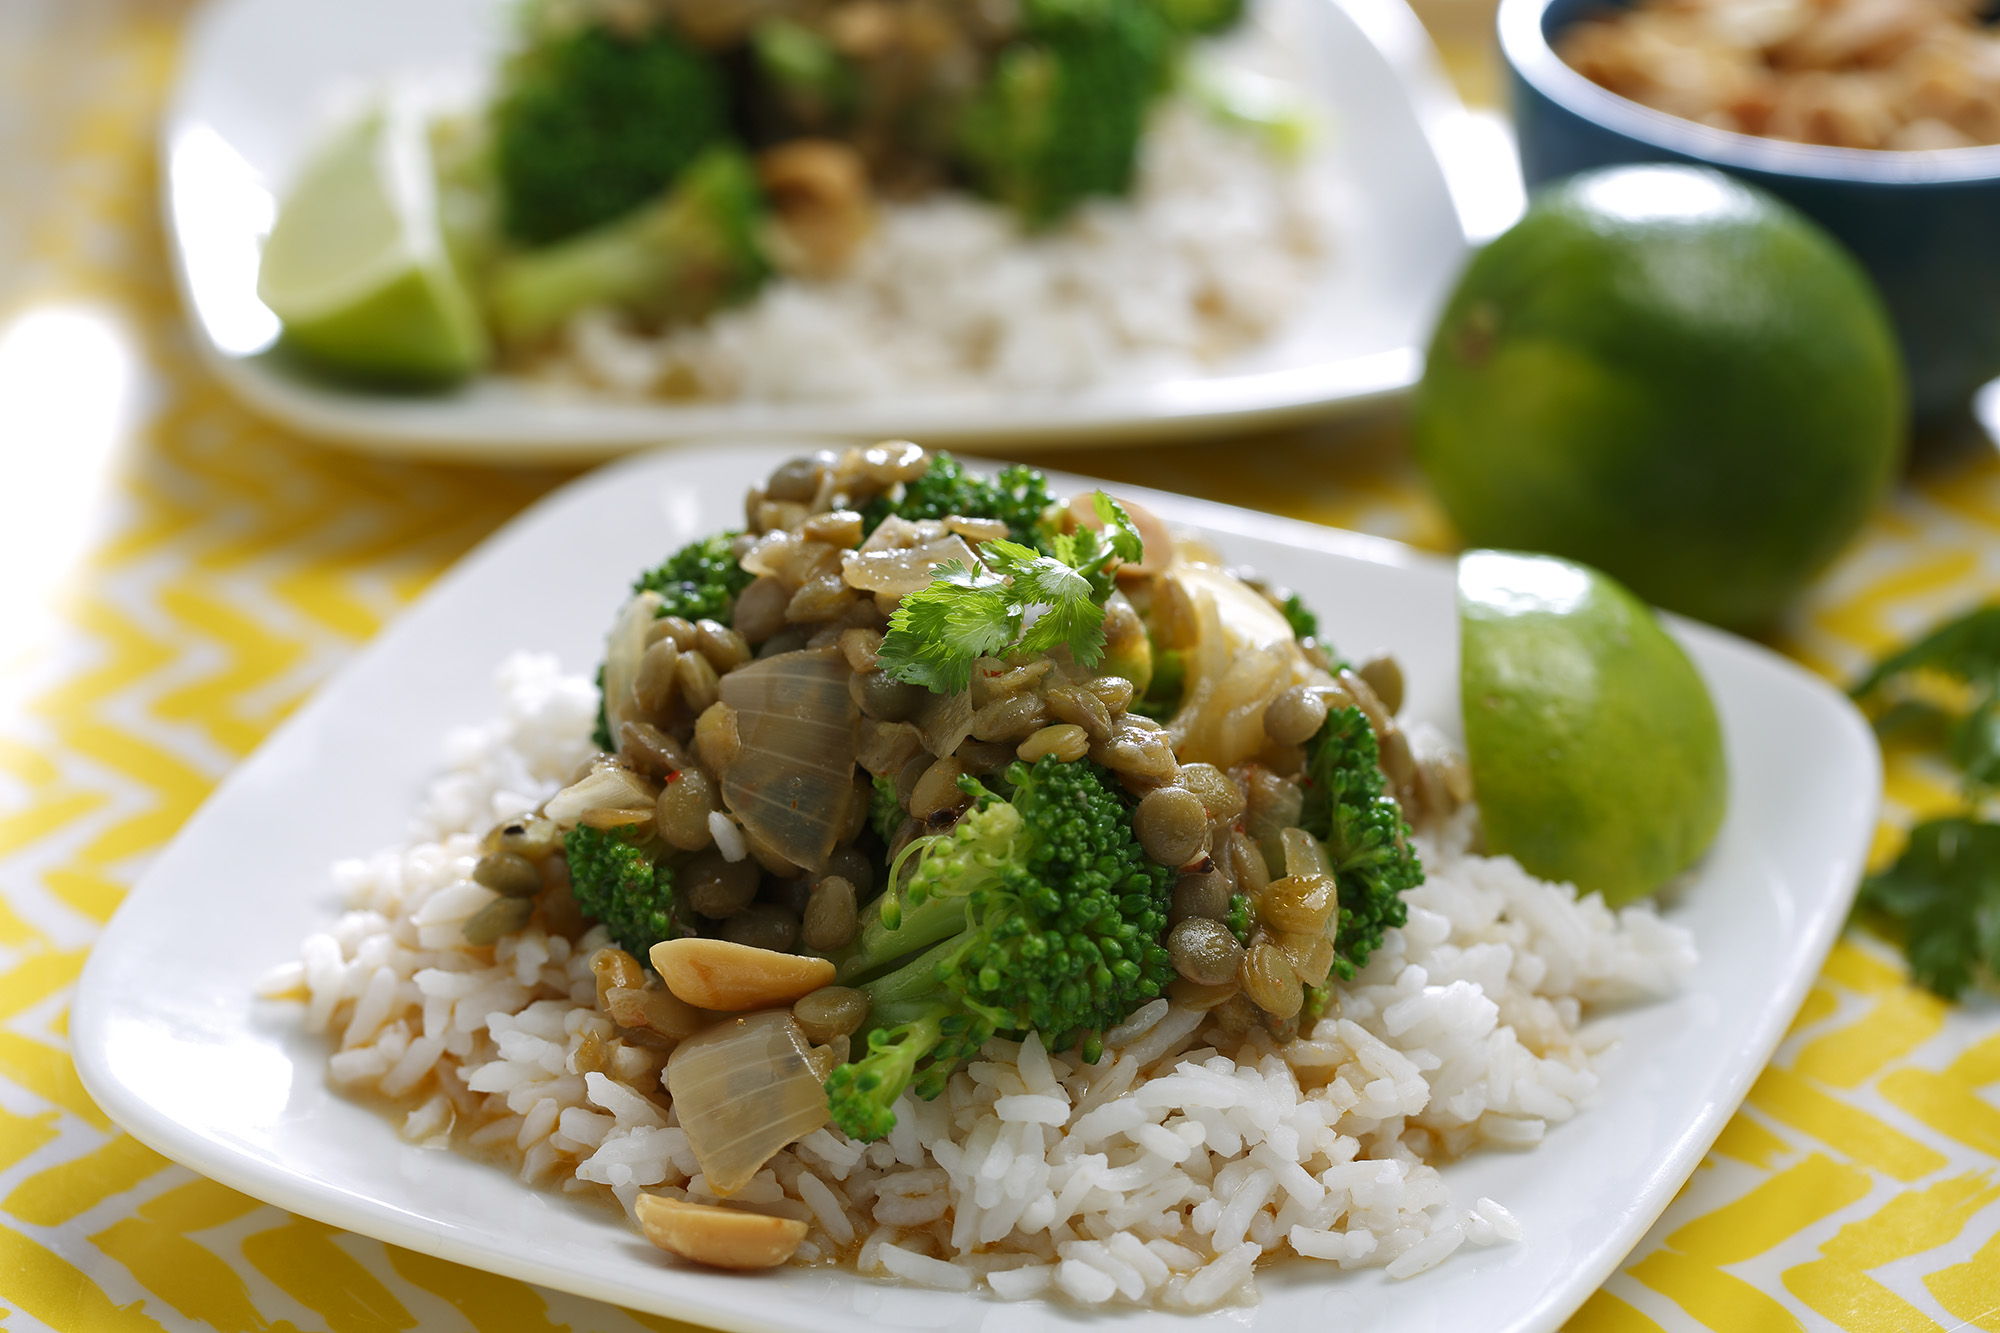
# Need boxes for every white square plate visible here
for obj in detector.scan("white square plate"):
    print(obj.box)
[162,0,1503,462]
[73,442,1879,1331]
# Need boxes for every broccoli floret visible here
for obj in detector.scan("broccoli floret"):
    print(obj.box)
[1299,705,1423,979]
[1224,892,1253,946]
[592,530,758,750]
[1149,0,1245,32]
[1281,593,1319,643]
[957,0,1173,226]
[632,530,757,621]
[564,824,682,957]
[488,147,769,347]
[869,773,906,845]
[751,18,859,133]
[824,757,1173,1139]
[493,19,731,245]
[859,454,1054,547]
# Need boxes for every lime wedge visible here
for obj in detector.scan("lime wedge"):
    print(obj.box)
[256,103,487,385]
[1459,550,1727,905]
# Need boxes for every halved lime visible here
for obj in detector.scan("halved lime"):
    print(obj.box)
[256,103,487,385]
[1459,550,1727,905]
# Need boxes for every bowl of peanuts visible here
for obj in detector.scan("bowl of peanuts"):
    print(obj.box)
[1500,0,2000,426]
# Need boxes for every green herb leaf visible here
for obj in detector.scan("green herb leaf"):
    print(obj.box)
[1858,817,2000,999]
[1854,605,2000,697]
[874,490,1143,694]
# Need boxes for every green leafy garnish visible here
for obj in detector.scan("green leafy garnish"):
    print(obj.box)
[1281,592,1319,643]
[876,493,1144,695]
[1853,605,2000,794]
[1857,818,2000,1000]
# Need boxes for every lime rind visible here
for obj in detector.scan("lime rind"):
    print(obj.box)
[1459,549,1727,906]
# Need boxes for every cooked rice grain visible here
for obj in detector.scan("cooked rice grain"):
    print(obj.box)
[287,656,1696,1308]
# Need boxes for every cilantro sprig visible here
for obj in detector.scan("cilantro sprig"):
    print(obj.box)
[876,492,1143,695]
[1851,604,2000,998]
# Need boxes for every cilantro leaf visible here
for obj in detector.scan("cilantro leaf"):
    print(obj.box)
[874,489,1143,694]
[1853,604,2000,797]
[1858,817,2000,999]
[1853,606,2000,697]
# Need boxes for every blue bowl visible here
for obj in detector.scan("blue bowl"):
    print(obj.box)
[1500,0,2000,427]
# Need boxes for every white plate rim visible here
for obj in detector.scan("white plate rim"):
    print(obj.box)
[158,0,1489,463]
[71,442,1881,1331]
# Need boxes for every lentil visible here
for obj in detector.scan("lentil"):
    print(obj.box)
[801,875,860,951]
[1017,723,1089,764]
[1169,918,1245,987]
[1134,786,1208,867]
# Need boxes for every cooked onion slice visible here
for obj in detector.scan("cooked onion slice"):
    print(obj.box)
[716,647,858,873]
[665,1010,831,1197]
[543,758,660,830]
[1166,561,1327,768]
[841,534,979,596]
[602,591,665,742]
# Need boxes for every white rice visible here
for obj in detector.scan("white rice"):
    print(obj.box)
[534,95,1339,404]
[270,655,1697,1308]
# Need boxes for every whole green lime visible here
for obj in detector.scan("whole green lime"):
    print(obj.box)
[1460,549,1727,905]
[1415,165,1905,631]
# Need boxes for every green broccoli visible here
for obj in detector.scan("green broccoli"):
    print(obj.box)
[869,773,906,845]
[1224,891,1253,946]
[487,147,769,347]
[591,530,758,750]
[859,453,1054,547]
[564,823,682,957]
[1298,705,1423,979]
[1149,0,1245,33]
[824,758,1173,1139]
[750,18,859,134]
[493,19,731,245]
[1281,593,1319,644]
[957,0,1173,227]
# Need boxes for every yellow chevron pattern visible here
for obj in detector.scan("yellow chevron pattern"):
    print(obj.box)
[2,8,1999,1333]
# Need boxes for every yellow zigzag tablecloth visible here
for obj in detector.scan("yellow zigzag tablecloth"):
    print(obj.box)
[2,8,1998,1332]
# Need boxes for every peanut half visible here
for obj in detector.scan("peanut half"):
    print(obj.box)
[636,1194,808,1270]
[649,937,835,1010]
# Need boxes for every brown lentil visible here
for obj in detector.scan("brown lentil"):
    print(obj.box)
[619,721,691,778]
[491,814,561,861]
[793,985,870,1043]
[1263,685,1328,747]
[657,768,721,851]
[1357,655,1405,716]
[1178,763,1245,821]
[634,640,681,717]
[1017,723,1089,764]
[1171,866,1231,923]
[721,903,801,953]
[1085,676,1135,714]
[1337,668,1393,739]
[909,755,971,823]
[854,669,925,723]
[1167,976,1240,1011]
[787,572,856,623]
[590,946,647,1009]
[694,702,741,773]
[695,620,752,673]
[1227,829,1271,899]
[651,616,698,650]
[473,851,543,898]
[801,876,859,951]
[462,895,535,947]
[766,456,826,503]
[971,693,1049,743]
[732,576,791,644]
[1091,718,1179,786]
[838,627,883,674]
[1260,874,1338,935]
[1044,685,1113,742]
[756,499,810,534]
[676,651,722,713]
[1240,940,1304,1018]
[856,718,926,778]
[1134,787,1209,867]
[841,772,873,842]
[825,844,874,898]
[1170,918,1245,987]
[684,849,759,918]
[802,509,864,548]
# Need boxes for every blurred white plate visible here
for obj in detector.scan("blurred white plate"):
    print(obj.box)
[74,442,1876,1331]
[162,0,1511,462]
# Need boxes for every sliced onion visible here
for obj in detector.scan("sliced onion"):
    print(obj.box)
[915,686,975,758]
[665,1010,831,1197]
[1282,826,1333,879]
[856,515,949,554]
[1165,561,1327,768]
[716,648,857,873]
[544,759,661,830]
[841,534,978,596]
[602,591,664,742]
